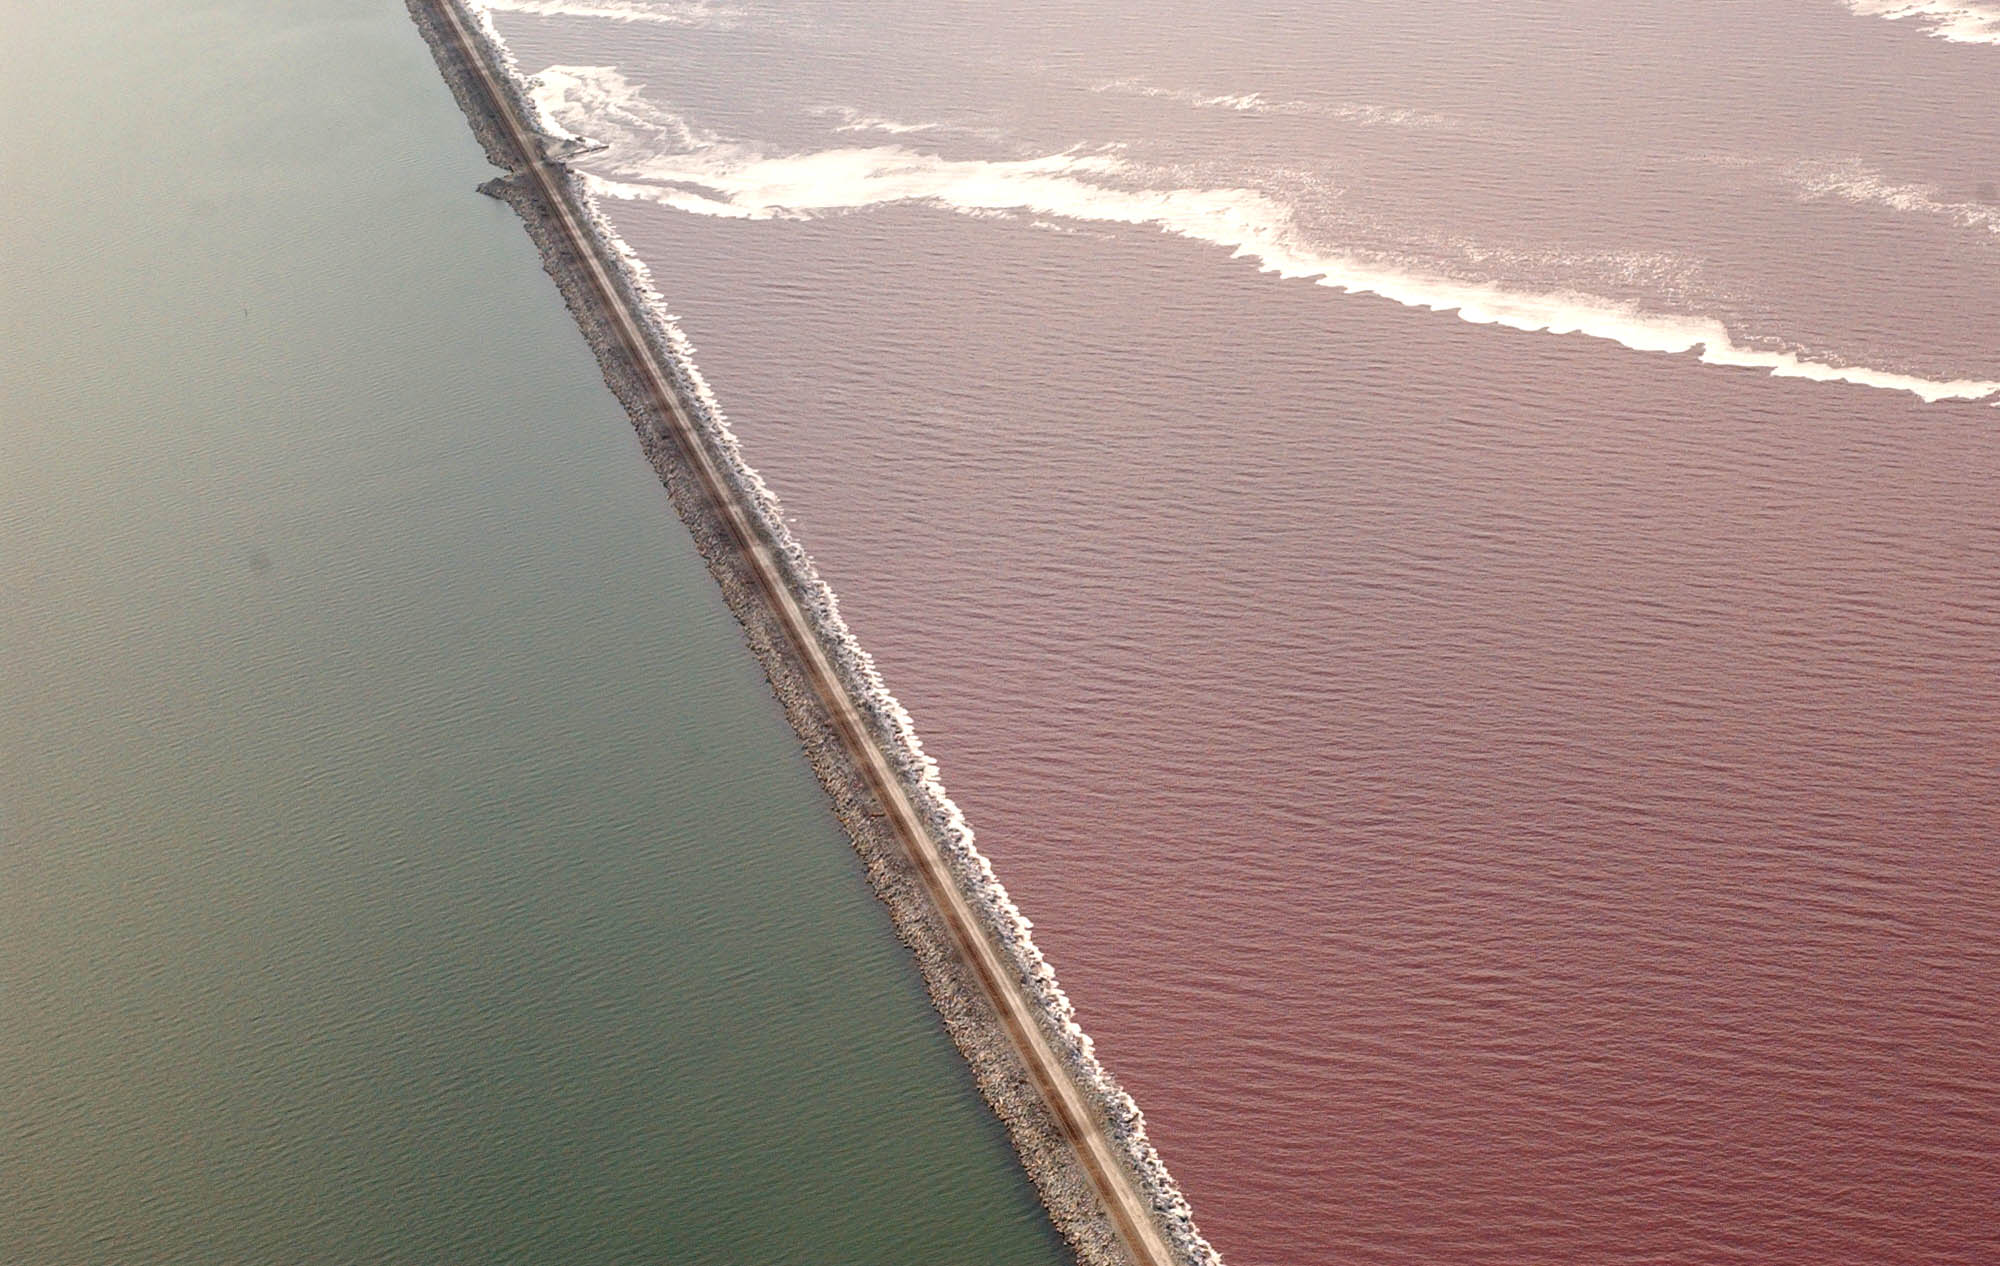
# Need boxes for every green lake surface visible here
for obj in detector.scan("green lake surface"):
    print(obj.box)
[0,2,1068,1262]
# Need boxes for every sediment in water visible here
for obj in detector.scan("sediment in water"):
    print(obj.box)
[404,5,1220,1263]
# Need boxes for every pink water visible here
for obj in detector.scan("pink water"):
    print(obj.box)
[491,1,2000,1260]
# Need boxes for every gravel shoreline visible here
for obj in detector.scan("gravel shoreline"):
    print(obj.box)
[404,6,1219,1263]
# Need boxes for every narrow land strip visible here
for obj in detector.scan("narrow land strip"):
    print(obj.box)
[408,4,1187,1263]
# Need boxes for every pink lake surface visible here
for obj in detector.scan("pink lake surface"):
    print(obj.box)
[633,207,2000,1266]
[493,1,2000,1259]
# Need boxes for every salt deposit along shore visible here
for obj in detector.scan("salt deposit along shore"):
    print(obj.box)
[403,3,1218,1263]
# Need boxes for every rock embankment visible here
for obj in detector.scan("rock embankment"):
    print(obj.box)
[404,5,1221,1263]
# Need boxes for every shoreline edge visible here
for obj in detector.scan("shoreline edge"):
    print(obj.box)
[402,4,1221,1264]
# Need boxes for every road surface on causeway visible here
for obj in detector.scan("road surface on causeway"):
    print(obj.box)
[419,4,1181,1262]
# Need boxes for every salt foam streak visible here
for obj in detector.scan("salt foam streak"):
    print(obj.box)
[529,64,2000,405]
[481,0,736,26]
[1846,0,2000,45]
[461,5,1222,1263]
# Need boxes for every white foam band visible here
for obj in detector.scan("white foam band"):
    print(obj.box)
[1786,158,2000,237]
[527,65,1999,404]
[1093,77,1460,129]
[1847,0,2000,44]
[482,0,736,25]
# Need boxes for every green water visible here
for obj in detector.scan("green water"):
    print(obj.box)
[0,2,1068,1262]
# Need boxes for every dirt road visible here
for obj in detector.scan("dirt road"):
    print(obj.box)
[414,4,1182,1263]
